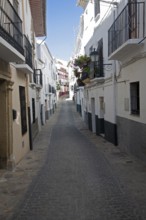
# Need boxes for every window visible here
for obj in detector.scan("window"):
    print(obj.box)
[130,81,140,115]
[19,86,27,135]
[98,39,104,77]
[94,0,100,19]
[32,98,35,123]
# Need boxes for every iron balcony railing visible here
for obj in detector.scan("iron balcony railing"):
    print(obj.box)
[108,2,145,56]
[0,0,24,55]
[24,35,33,69]
[33,69,43,86]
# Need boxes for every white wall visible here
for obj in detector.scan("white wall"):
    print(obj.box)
[38,42,56,113]
[81,1,116,124]
[11,66,30,164]
[68,61,76,100]
[117,57,146,123]
[22,0,33,41]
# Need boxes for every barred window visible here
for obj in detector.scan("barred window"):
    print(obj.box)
[98,39,104,77]
[19,86,27,135]
[130,81,140,115]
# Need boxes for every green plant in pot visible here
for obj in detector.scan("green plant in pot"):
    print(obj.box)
[73,55,91,85]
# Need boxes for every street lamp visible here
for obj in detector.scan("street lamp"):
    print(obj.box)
[90,48,99,63]
[90,48,100,78]
[90,48,112,78]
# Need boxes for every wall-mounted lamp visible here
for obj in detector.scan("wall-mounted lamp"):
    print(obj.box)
[90,48,112,78]
[90,48,112,66]
[90,48,99,62]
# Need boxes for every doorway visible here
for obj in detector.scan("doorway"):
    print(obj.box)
[99,96,105,136]
[91,98,96,133]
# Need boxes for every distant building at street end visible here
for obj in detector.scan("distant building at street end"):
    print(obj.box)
[55,59,69,99]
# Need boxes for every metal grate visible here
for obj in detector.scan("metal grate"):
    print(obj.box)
[0,0,24,55]
[108,2,145,56]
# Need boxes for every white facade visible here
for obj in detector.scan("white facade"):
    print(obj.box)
[37,42,57,124]
[74,0,146,159]
[29,40,57,140]
[68,59,77,100]
[108,0,146,158]
[0,0,46,168]
[75,0,117,143]
[55,59,69,99]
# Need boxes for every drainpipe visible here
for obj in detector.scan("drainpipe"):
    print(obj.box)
[26,74,33,150]
[112,9,118,146]
[28,106,33,150]
[113,59,118,145]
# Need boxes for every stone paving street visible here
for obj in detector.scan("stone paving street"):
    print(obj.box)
[0,100,146,220]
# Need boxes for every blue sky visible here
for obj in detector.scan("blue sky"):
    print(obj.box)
[46,0,83,61]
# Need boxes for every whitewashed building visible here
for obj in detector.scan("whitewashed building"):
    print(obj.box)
[55,59,69,99]
[37,42,57,121]
[30,41,57,137]
[108,0,146,158]
[67,59,77,100]
[75,0,117,144]
[75,0,146,159]
[0,0,46,168]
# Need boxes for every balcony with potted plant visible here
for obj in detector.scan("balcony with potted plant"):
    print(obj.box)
[73,55,91,86]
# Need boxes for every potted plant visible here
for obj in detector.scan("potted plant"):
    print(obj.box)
[73,55,91,85]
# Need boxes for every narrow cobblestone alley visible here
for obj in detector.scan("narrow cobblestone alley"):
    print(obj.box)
[1,100,146,220]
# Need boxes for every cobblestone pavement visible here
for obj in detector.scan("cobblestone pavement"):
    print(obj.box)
[0,100,146,220]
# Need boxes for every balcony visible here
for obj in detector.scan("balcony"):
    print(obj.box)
[33,69,43,88]
[24,35,33,69]
[29,0,46,37]
[15,35,33,74]
[108,2,145,61]
[0,0,24,62]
